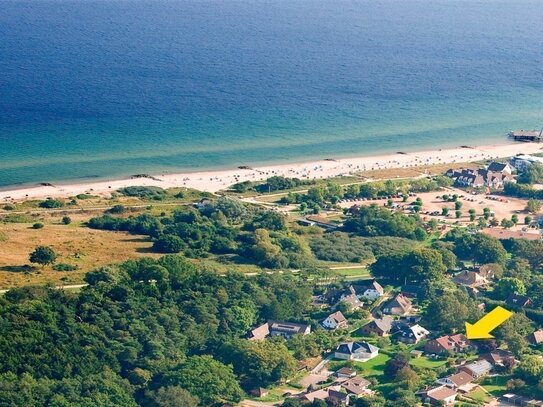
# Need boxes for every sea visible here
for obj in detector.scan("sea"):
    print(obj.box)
[1,0,542,188]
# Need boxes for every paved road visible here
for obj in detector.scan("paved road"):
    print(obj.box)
[0,284,87,295]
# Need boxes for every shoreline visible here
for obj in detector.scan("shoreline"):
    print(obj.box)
[1,141,541,202]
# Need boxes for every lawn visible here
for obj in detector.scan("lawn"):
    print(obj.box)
[467,387,491,403]
[481,375,509,396]
[329,266,371,278]
[409,356,448,369]
[353,353,391,378]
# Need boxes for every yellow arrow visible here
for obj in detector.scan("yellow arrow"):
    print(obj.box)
[465,306,513,339]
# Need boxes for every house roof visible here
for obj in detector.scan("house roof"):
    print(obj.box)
[352,280,384,295]
[429,334,469,351]
[269,321,310,334]
[385,293,412,312]
[336,367,356,376]
[427,385,457,401]
[336,341,378,355]
[249,323,270,340]
[326,311,347,325]
[527,329,543,345]
[453,270,488,287]
[368,316,394,333]
[340,294,363,308]
[506,294,533,307]
[480,349,515,365]
[463,360,493,376]
[487,162,509,172]
[445,371,473,387]
[396,324,429,341]
[341,377,371,395]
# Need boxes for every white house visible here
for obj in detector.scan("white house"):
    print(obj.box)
[352,280,384,301]
[322,311,348,330]
[436,371,474,392]
[335,341,379,362]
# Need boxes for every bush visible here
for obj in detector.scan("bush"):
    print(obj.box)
[2,204,15,210]
[118,186,166,199]
[53,263,78,271]
[39,198,64,208]
[153,235,185,253]
[108,205,126,214]
[32,222,44,229]
[62,216,72,225]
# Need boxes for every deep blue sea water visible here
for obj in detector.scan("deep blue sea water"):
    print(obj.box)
[1,0,542,188]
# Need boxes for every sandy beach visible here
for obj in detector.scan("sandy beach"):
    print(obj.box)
[1,141,542,202]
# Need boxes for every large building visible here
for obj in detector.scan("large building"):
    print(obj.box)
[510,154,543,171]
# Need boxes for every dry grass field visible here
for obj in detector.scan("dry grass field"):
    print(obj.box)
[355,162,479,180]
[0,222,157,289]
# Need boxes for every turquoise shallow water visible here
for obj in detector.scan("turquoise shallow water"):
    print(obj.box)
[1,0,542,187]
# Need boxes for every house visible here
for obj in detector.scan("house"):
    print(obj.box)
[487,162,513,175]
[350,280,384,300]
[506,294,533,308]
[477,264,499,279]
[382,293,412,315]
[322,311,348,330]
[527,329,543,346]
[480,349,515,367]
[500,393,543,406]
[453,270,489,288]
[360,316,394,337]
[336,367,357,379]
[327,389,350,406]
[424,334,471,355]
[511,154,543,171]
[250,388,269,398]
[340,377,371,397]
[338,294,363,310]
[301,388,330,403]
[418,386,458,405]
[395,323,430,344]
[248,323,270,340]
[446,167,514,189]
[248,321,311,340]
[301,386,348,404]
[437,371,473,391]
[459,359,493,378]
[335,341,379,362]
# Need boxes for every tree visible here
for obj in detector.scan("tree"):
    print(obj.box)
[220,338,297,388]
[494,277,526,300]
[511,214,519,225]
[384,353,411,377]
[501,218,514,229]
[32,222,44,229]
[61,216,71,225]
[518,163,543,184]
[469,209,476,222]
[153,235,184,253]
[395,366,420,390]
[483,207,491,220]
[526,199,541,214]
[161,355,244,405]
[455,210,462,219]
[144,386,199,407]
[455,201,462,210]
[29,246,57,267]
[442,207,449,216]
[424,289,480,332]
[525,216,532,225]
[515,355,543,384]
